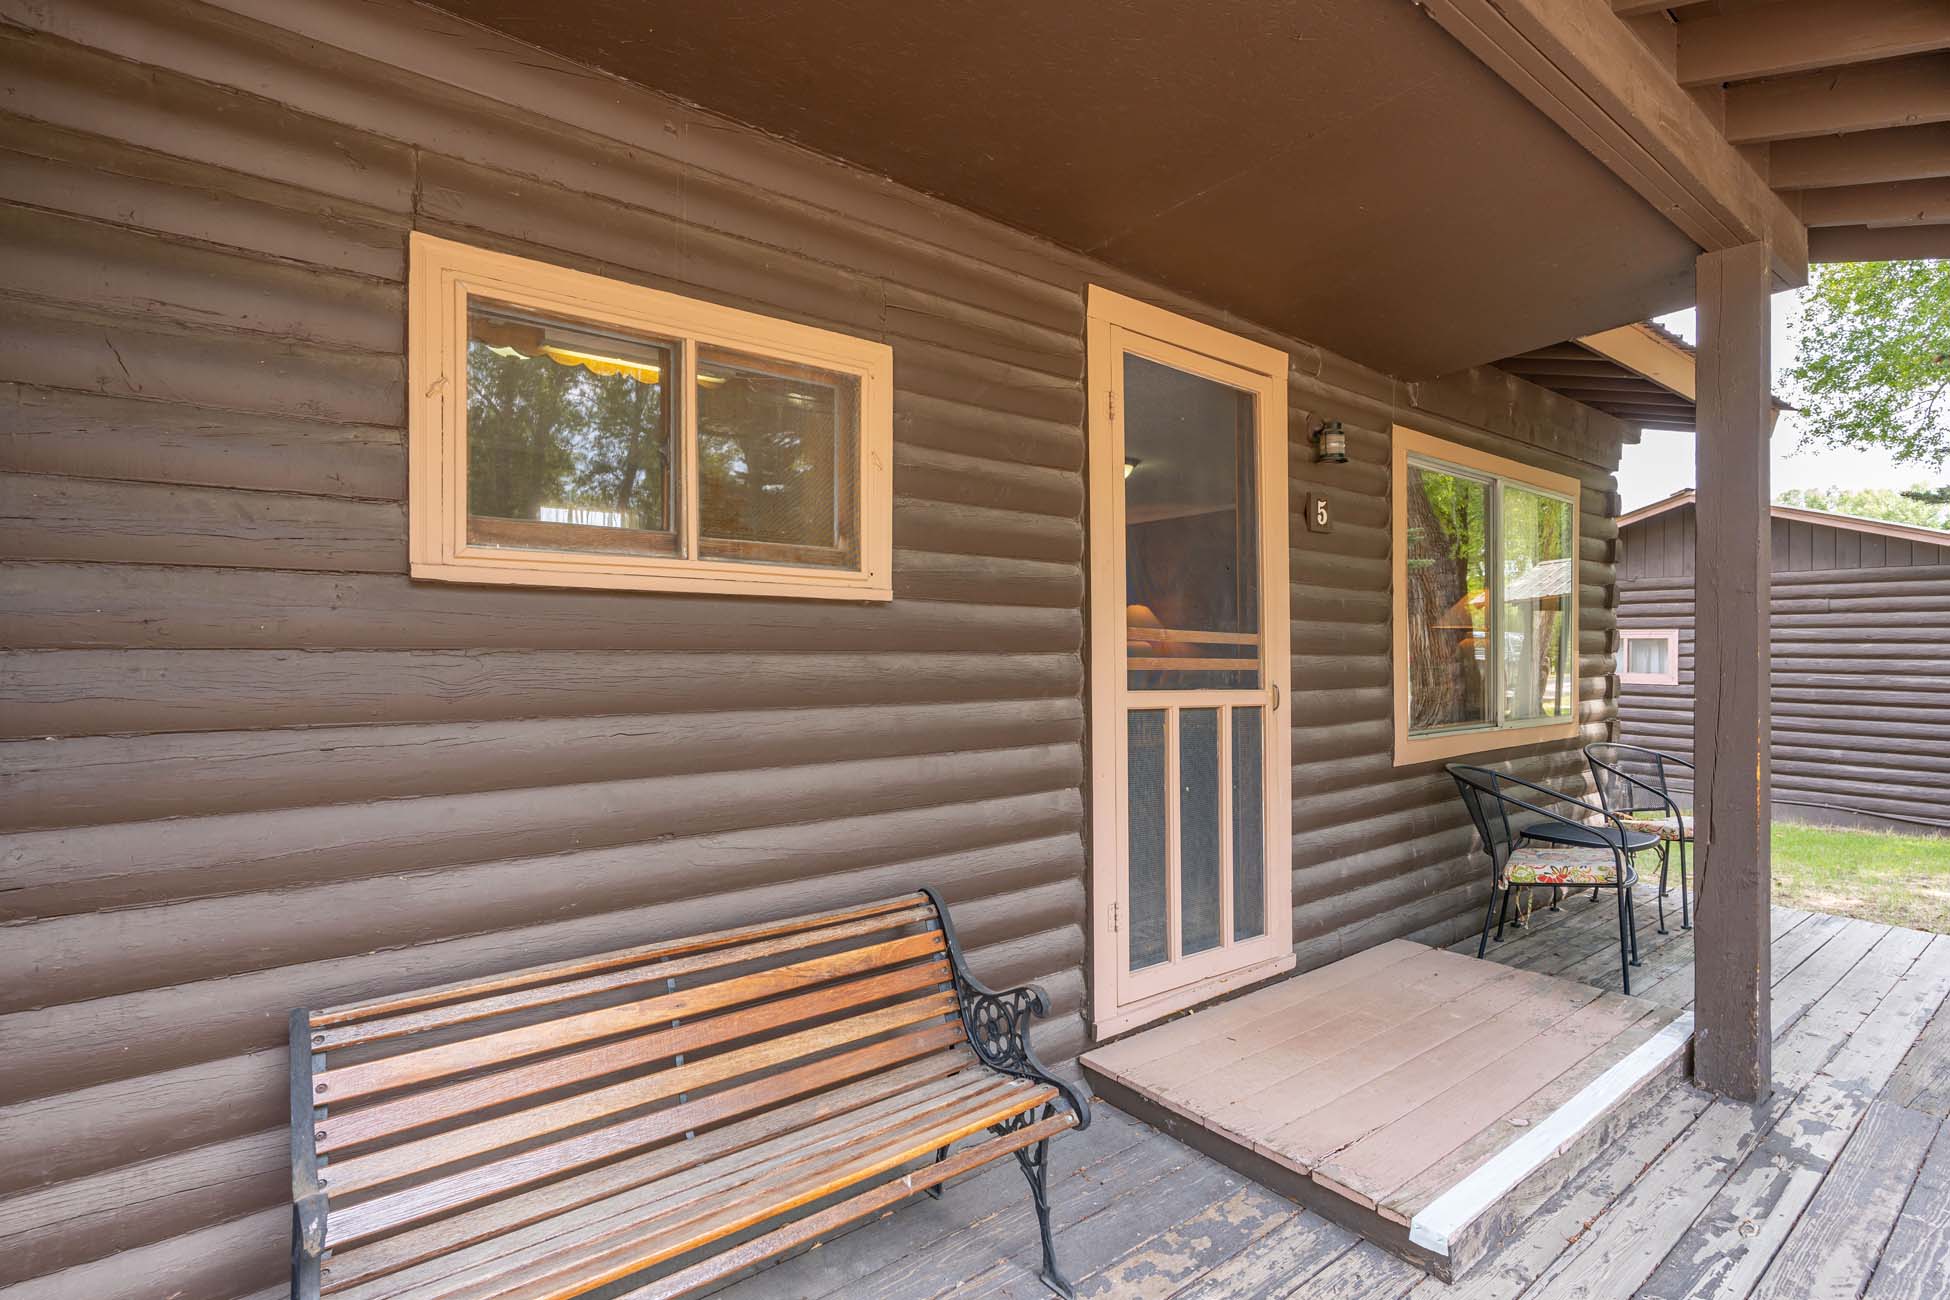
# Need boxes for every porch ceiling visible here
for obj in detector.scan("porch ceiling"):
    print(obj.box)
[418,0,1703,378]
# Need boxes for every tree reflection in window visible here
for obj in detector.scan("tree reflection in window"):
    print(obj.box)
[697,348,858,568]
[1405,464,1491,731]
[465,307,672,552]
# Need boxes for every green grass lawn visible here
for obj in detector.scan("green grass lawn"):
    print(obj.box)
[1770,823,1950,934]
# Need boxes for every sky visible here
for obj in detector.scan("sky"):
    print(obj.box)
[1613,294,1935,511]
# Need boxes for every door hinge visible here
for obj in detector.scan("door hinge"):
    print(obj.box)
[1107,389,1116,422]
[1109,901,1119,933]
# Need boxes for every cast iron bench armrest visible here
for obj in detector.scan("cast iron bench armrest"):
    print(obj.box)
[924,886,1092,1131]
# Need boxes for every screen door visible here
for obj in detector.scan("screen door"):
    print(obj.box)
[1087,292,1293,1025]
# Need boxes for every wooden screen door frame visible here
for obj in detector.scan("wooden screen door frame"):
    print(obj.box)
[1085,286,1295,1039]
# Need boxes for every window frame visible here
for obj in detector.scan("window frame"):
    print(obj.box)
[408,233,893,600]
[1390,425,1582,766]
[1617,628,1681,685]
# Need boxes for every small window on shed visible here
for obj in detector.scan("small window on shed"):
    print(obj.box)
[1617,629,1680,685]
[410,234,891,599]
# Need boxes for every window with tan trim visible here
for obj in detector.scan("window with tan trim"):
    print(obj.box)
[1391,426,1581,765]
[409,234,893,599]
[1617,628,1680,685]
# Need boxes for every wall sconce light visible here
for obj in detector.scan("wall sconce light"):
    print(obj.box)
[1311,420,1349,464]
[1123,457,1142,479]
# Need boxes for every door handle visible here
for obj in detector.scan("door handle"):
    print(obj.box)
[1272,683,1280,712]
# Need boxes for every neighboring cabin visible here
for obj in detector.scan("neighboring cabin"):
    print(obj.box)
[1617,490,1950,836]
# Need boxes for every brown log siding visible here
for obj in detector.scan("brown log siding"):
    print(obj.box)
[1618,501,1950,832]
[0,0,1628,1293]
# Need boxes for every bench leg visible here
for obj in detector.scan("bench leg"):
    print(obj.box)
[924,1145,948,1200]
[1011,1129,1075,1300]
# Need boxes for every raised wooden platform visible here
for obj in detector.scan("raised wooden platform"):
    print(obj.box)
[1078,938,1691,1281]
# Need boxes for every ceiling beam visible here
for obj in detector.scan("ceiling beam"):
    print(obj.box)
[1807,223,1950,261]
[1500,360,1650,381]
[1770,122,1950,189]
[1785,177,1950,227]
[1543,376,1689,395]
[1505,344,1604,362]
[1578,323,1697,400]
[1723,53,1950,143]
[1612,1,1710,17]
[1676,0,1950,88]
[1604,404,1708,422]
[1557,387,1697,410]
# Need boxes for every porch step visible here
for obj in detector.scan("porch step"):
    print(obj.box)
[1078,940,1692,1282]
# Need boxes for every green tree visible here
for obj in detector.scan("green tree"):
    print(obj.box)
[1785,259,1949,471]
[1774,485,1950,530]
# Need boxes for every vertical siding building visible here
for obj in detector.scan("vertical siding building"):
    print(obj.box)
[1617,490,1950,835]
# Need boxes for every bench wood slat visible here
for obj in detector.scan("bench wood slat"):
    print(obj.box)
[310,895,928,1030]
[325,992,957,1201]
[314,904,940,1050]
[325,1013,966,1244]
[613,1112,1078,1300]
[294,890,1087,1300]
[320,959,952,1154]
[418,1083,1059,1300]
[322,1053,980,1295]
[317,932,947,1104]
[339,1071,1034,1300]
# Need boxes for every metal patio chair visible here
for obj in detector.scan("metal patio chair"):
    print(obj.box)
[1448,764,1646,994]
[1586,742,1694,934]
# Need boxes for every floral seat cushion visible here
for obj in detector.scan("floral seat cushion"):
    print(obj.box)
[1502,843,1621,888]
[1617,812,1690,841]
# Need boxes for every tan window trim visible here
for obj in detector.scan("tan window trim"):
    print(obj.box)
[1617,628,1681,686]
[1390,425,1582,767]
[409,233,893,600]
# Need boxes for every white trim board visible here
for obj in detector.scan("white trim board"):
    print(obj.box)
[1408,1011,1697,1258]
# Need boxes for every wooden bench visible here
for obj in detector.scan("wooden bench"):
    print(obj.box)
[289,889,1090,1300]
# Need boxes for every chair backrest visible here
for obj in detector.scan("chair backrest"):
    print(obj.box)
[292,893,972,1261]
[1449,762,1630,881]
[1448,764,1522,874]
[1585,742,1683,816]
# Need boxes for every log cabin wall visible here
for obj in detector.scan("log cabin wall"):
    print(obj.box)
[1618,501,1950,833]
[0,0,1630,1294]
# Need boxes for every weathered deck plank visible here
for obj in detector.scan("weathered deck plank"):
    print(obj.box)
[1884,990,1950,1118]
[1166,1213,1358,1300]
[1747,1099,1941,1300]
[1862,1115,1950,1300]
[1072,1182,1296,1299]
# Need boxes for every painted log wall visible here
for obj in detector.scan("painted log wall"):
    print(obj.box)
[0,0,1628,1294]
[1618,502,1950,832]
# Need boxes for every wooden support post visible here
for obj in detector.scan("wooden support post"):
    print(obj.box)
[1693,242,1774,1101]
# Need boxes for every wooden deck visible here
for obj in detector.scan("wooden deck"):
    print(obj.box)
[1077,938,1690,1280]
[703,885,1950,1299]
